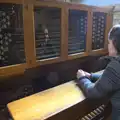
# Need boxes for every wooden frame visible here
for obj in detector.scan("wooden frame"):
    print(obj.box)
[0,0,28,78]
[0,0,23,4]
[90,6,111,55]
[67,4,91,60]
[33,1,66,66]
[0,1,112,78]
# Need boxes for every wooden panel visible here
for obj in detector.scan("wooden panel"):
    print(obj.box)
[0,64,26,78]
[90,49,108,56]
[67,3,90,11]
[86,8,92,54]
[61,7,68,60]
[34,1,64,8]
[92,6,110,13]
[0,3,27,77]
[104,14,113,50]
[7,81,85,120]
[67,4,89,59]
[91,6,109,54]
[68,52,87,60]
[23,4,36,68]
[0,0,23,4]
[36,57,62,66]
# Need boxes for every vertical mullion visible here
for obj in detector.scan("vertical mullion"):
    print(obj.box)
[23,3,36,68]
[61,6,68,61]
[86,8,93,54]
[104,13,113,51]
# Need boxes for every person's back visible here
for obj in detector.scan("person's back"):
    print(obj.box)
[111,90,120,120]
[76,25,120,120]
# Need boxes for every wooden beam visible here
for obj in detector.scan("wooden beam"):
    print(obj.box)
[61,6,68,60]
[104,14,113,50]
[68,52,87,60]
[36,57,62,66]
[0,0,23,4]
[86,8,92,54]
[0,64,26,78]
[34,1,63,8]
[67,2,90,11]
[23,3,36,68]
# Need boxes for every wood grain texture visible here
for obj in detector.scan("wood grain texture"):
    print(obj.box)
[7,81,85,120]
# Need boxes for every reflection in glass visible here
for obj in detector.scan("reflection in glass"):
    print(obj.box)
[0,4,25,67]
[34,7,61,60]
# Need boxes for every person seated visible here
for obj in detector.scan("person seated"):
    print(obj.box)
[76,25,120,120]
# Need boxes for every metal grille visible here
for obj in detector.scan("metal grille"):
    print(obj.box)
[68,10,87,55]
[34,7,61,60]
[80,105,105,120]
[0,3,25,67]
[92,12,107,50]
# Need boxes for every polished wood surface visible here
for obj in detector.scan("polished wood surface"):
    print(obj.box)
[8,81,85,120]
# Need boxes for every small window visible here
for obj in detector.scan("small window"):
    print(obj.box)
[0,3,25,67]
[68,10,88,55]
[34,7,61,60]
[113,12,120,25]
[92,12,106,50]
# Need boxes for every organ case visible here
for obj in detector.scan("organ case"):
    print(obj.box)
[0,1,112,78]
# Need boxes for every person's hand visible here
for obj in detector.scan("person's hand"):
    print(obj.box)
[77,69,85,79]
[84,71,91,78]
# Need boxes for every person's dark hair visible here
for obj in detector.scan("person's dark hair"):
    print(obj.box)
[108,25,120,53]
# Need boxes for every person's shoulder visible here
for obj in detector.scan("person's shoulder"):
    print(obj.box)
[106,56,120,74]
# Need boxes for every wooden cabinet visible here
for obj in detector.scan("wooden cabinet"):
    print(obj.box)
[0,0,112,78]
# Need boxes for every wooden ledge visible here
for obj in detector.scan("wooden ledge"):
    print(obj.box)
[7,81,85,120]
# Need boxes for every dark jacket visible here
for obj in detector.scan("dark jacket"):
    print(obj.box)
[78,56,120,120]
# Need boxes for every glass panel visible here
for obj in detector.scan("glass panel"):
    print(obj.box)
[0,3,25,67]
[34,7,61,60]
[113,12,120,25]
[92,12,106,50]
[68,10,88,55]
